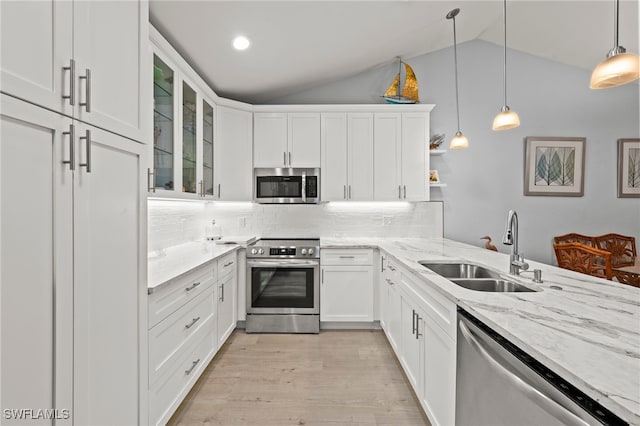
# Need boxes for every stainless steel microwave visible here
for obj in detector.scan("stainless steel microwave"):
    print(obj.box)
[254,168,320,204]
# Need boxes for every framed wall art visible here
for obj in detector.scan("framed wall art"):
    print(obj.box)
[524,137,585,196]
[429,170,440,184]
[618,138,640,198]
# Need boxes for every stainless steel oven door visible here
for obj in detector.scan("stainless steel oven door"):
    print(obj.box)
[246,259,319,315]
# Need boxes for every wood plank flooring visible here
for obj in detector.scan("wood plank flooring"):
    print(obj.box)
[168,330,430,426]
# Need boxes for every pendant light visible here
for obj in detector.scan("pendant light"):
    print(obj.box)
[447,8,469,150]
[492,0,520,131]
[590,0,640,89]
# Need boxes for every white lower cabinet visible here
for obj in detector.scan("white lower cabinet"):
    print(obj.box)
[217,251,237,347]
[379,251,457,426]
[321,249,374,322]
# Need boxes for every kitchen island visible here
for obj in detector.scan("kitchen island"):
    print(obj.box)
[322,237,640,425]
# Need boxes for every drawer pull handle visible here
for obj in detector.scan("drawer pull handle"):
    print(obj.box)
[185,317,201,329]
[185,282,201,292]
[223,261,234,267]
[185,358,200,375]
[389,265,396,271]
[339,256,355,259]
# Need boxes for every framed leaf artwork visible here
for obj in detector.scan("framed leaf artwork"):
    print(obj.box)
[524,137,585,196]
[618,138,640,198]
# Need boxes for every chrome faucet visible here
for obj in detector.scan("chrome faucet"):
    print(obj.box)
[502,210,529,275]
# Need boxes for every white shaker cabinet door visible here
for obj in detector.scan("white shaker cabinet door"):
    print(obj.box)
[401,112,429,201]
[215,106,253,201]
[347,113,374,201]
[374,113,402,200]
[0,0,74,116]
[72,123,146,426]
[422,319,456,426]
[320,266,373,322]
[0,96,74,425]
[253,112,288,167]
[321,113,348,201]
[73,0,148,143]
[288,112,320,167]
[217,271,237,347]
[400,296,424,396]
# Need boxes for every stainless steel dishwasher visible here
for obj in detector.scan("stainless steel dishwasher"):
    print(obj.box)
[456,309,628,426]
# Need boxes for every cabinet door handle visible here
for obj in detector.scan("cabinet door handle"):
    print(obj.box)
[403,185,407,199]
[348,185,352,199]
[412,309,416,335]
[388,265,396,272]
[288,151,292,166]
[321,269,324,284]
[185,358,200,375]
[218,184,221,199]
[343,185,346,200]
[339,256,355,259]
[381,256,385,272]
[185,282,201,292]
[79,68,91,112]
[147,168,156,193]
[79,129,91,173]
[63,124,75,170]
[415,314,422,339]
[284,152,287,166]
[185,317,201,329]
[398,185,401,199]
[62,59,75,105]
[224,261,234,267]
[219,283,225,302]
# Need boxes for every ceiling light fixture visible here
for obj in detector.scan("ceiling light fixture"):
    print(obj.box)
[232,36,250,51]
[447,8,468,150]
[590,0,640,89]
[492,0,520,131]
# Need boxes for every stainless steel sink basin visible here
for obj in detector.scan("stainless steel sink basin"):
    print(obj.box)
[419,262,500,279]
[450,278,535,292]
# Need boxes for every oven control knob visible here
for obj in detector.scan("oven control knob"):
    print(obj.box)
[301,249,307,255]
[251,248,258,255]
[308,248,314,255]
[258,248,264,255]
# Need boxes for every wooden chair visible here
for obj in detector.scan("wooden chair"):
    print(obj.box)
[553,242,612,280]
[553,233,597,247]
[594,234,637,268]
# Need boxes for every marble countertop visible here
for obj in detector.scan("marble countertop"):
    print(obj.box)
[321,237,640,424]
[148,241,242,292]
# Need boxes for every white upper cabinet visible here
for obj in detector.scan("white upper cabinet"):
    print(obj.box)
[374,111,429,201]
[254,112,321,168]
[321,112,374,201]
[0,0,148,143]
[215,106,253,201]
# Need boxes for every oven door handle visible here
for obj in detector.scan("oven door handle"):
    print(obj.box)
[248,260,319,267]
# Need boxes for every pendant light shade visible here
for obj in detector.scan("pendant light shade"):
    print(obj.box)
[447,8,469,150]
[493,0,520,131]
[590,0,640,89]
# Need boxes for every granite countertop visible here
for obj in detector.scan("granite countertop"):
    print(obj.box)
[321,237,640,424]
[147,238,255,292]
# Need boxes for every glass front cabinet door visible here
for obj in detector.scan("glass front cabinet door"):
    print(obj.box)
[151,51,217,199]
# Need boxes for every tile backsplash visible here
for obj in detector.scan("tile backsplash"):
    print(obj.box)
[148,200,443,251]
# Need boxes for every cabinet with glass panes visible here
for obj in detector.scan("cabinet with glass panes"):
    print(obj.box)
[151,50,220,199]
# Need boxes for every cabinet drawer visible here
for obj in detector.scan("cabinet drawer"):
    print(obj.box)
[148,263,215,328]
[149,327,215,426]
[401,271,456,338]
[322,249,373,266]
[149,287,215,386]
[218,251,237,279]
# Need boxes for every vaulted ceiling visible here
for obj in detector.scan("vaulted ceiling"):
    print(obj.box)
[150,1,639,104]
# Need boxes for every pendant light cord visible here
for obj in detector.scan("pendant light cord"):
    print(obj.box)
[453,16,461,132]
[502,0,508,107]
[614,0,619,47]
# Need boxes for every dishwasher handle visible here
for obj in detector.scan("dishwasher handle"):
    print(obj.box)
[458,320,590,426]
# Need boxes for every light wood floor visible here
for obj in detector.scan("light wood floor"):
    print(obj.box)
[168,330,430,426]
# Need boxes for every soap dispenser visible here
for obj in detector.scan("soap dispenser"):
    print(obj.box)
[206,219,222,241]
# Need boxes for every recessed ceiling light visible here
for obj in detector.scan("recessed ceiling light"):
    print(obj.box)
[233,36,250,51]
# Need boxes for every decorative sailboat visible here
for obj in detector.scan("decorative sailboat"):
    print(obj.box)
[383,58,420,104]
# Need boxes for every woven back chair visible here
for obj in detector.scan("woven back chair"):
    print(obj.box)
[594,234,637,268]
[553,242,612,280]
[553,233,597,247]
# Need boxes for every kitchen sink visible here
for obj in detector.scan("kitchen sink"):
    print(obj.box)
[419,262,501,279]
[450,278,535,292]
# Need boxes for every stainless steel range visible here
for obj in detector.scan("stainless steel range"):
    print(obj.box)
[246,238,320,333]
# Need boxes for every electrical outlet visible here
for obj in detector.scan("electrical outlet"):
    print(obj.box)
[239,216,246,228]
[383,216,392,226]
